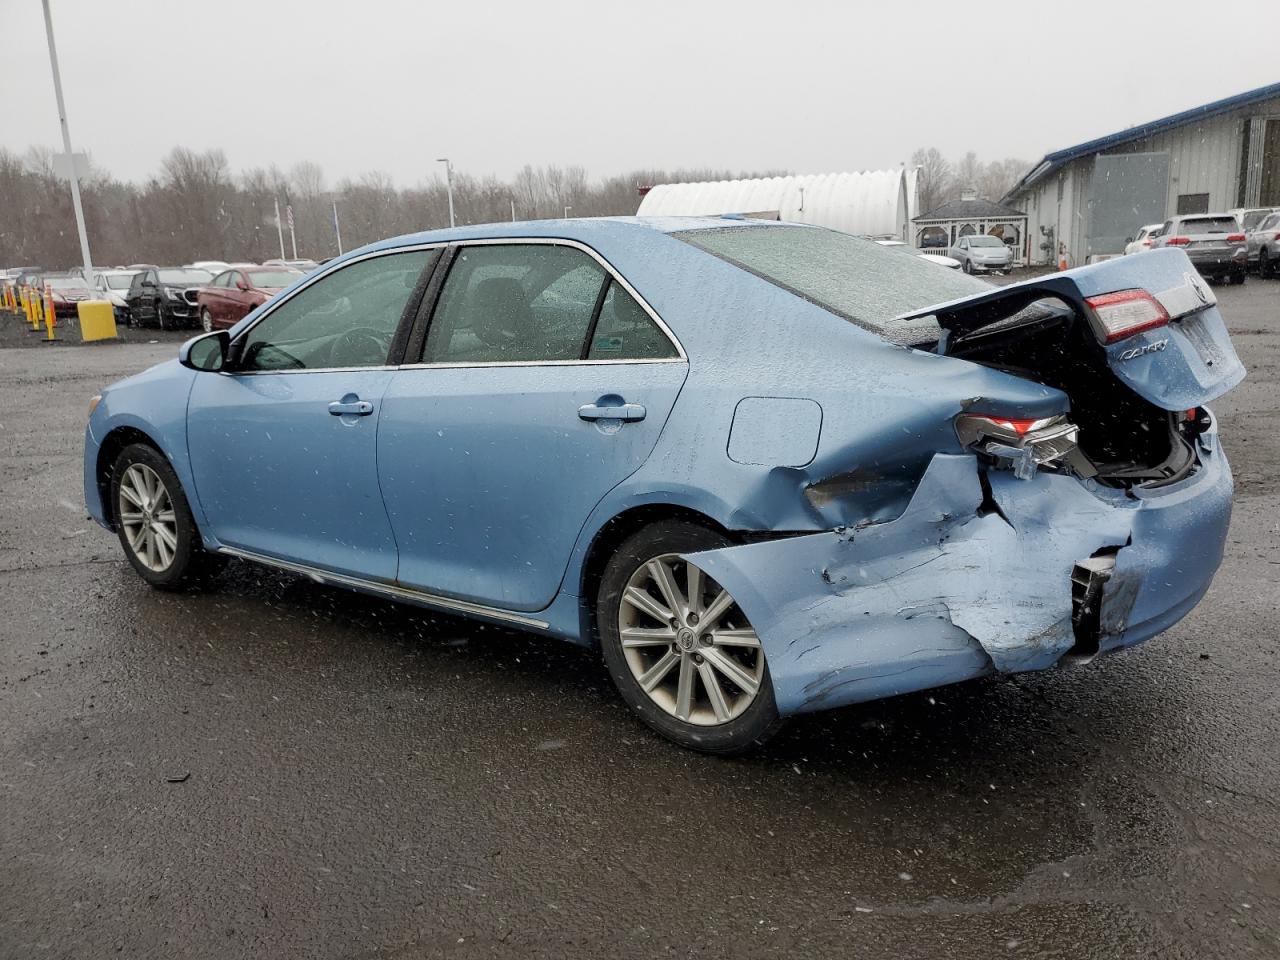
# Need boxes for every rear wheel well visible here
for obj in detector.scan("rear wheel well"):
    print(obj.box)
[579,504,734,647]
[96,427,162,529]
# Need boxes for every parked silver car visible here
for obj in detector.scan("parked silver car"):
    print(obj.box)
[1228,206,1280,233]
[948,234,1013,274]
[1246,210,1280,277]
[1149,214,1247,284]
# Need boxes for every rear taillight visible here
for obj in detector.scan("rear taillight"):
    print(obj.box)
[954,413,1085,480]
[1084,289,1170,343]
[1226,233,1246,243]
[1166,236,1191,246]
[1273,232,1280,241]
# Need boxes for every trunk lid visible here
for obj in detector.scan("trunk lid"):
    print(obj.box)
[898,248,1245,411]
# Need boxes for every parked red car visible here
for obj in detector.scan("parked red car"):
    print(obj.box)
[46,276,94,318]
[195,266,303,331]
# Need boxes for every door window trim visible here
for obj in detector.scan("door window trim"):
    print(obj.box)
[400,237,687,370]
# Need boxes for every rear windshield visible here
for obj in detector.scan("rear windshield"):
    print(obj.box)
[1180,217,1238,235]
[675,224,988,339]
[1242,209,1277,231]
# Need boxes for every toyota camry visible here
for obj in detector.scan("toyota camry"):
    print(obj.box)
[84,218,1243,753]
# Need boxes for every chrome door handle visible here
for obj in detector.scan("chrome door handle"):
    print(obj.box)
[578,401,646,422]
[328,399,374,416]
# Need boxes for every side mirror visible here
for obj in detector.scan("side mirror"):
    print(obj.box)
[1125,237,1134,244]
[236,279,249,291]
[179,330,229,372]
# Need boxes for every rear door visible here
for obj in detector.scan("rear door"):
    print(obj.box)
[378,241,688,612]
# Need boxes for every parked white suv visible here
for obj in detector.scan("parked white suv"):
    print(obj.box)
[1124,223,1163,255]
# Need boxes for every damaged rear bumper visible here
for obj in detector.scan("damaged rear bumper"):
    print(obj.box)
[685,428,1231,716]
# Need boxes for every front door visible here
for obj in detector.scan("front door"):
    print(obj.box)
[378,242,688,611]
[186,248,435,580]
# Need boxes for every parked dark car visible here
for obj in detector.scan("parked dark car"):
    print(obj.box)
[1149,214,1247,284]
[195,266,303,331]
[45,275,93,317]
[123,267,213,329]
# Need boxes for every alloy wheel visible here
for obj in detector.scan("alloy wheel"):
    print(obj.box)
[618,554,764,726]
[201,308,213,333]
[118,463,178,572]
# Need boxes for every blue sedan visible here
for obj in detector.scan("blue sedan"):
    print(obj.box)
[84,219,1244,753]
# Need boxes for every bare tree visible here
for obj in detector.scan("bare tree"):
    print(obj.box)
[910,147,952,214]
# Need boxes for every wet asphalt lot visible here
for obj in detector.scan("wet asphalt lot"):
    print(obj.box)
[1,283,1278,959]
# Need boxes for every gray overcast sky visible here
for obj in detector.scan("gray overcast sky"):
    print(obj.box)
[4,0,1279,187]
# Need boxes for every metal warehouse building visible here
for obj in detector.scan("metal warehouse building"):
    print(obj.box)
[1004,81,1280,267]
[636,169,920,241]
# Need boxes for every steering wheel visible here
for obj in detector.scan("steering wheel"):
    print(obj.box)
[329,326,390,367]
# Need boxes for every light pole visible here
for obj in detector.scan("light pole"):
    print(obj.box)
[437,158,455,228]
[41,0,93,282]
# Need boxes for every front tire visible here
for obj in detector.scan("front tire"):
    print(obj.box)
[156,302,173,330]
[597,520,782,754]
[200,307,214,333]
[111,443,224,590]
[962,260,973,274]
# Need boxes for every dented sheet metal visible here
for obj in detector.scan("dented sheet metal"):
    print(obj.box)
[685,439,1231,716]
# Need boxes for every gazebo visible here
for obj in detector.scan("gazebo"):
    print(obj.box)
[912,192,1029,265]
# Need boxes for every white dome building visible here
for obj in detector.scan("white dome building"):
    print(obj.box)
[636,169,919,240]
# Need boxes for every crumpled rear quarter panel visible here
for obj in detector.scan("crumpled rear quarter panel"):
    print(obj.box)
[685,434,1231,716]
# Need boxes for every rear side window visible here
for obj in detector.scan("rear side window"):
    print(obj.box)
[676,224,987,339]
[588,281,678,360]
[422,244,678,364]
[1180,217,1239,234]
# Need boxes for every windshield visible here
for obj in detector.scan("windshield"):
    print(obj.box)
[246,269,303,288]
[967,236,1004,247]
[103,273,135,289]
[1180,217,1238,235]
[158,268,212,285]
[48,277,89,292]
[676,224,988,338]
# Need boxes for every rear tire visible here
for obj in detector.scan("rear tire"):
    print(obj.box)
[597,519,783,754]
[1260,249,1272,279]
[1230,268,1246,285]
[110,443,224,590]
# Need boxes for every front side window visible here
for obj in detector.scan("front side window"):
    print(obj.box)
[238,249,431,371]
[423,244,606,363]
